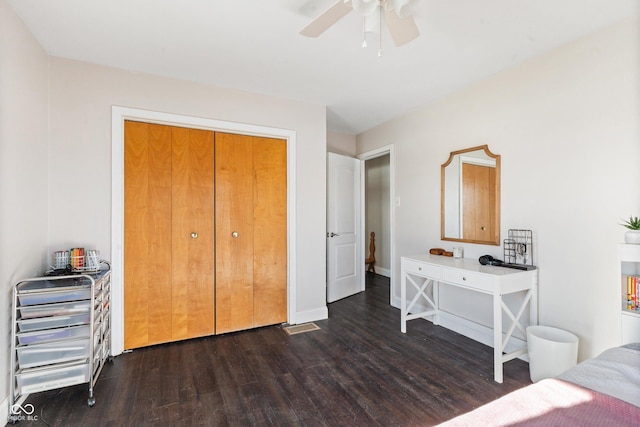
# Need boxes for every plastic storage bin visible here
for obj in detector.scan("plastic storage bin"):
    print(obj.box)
[11,269,112,409]
[16,362,90,395]
[17,312,90,332]
[17,338,90,369]
[18,288,91,306]
[18,300,90,320]
[527,325,579,382]
[17,325,90,345]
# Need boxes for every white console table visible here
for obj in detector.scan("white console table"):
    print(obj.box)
[401,254,538,383]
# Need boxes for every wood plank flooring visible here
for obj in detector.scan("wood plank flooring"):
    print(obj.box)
[16,274,532,426]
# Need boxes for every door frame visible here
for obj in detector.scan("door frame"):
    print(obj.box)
[111,106,297,356]
[358,145,395,303]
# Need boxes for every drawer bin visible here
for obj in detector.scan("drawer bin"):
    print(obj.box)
[18,288,91,306]
[16,363,89,395]
[17,325,90,345]
[17,338,90,369]
[17,312,90,331]
[18,300,90,320]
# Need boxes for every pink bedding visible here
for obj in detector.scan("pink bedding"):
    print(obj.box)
[439,378,640,426]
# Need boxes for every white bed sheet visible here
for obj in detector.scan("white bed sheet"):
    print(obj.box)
[557,342,640,407]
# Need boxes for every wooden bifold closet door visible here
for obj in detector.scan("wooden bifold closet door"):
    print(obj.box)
[124,121,286,350]
[215,133,287,334]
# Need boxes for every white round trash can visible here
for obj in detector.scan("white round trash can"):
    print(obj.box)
[526,325,579,383]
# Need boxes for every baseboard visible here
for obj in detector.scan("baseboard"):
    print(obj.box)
[391,295,401,310]
[294,306,328,325]
[435,312,528,359]
[370,267,390,278]
[390,296,528,360]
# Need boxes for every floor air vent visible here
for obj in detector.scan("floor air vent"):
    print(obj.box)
[283,323,320,335]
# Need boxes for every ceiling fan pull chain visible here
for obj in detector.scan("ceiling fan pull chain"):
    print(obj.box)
[378,2,383,57]
[362,17,368,48]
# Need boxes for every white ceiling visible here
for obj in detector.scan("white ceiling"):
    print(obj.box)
[8,0,639,135]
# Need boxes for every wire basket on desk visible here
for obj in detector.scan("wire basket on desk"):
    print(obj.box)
[503,229,534,267]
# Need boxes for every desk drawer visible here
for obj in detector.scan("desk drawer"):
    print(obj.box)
[442,269,493,291]
[403,260,442,279]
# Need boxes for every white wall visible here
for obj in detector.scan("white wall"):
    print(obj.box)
[46,57,328,320]
[0,0,50,411]
[357,18,640,360]
[327,131,356,156]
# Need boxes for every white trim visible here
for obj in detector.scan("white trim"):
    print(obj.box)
[372,267,391,278]
[358,145,395,304]
[111,106,297,356]
[295,306,329,324]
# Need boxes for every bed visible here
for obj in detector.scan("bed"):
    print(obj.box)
[439,343,640,426]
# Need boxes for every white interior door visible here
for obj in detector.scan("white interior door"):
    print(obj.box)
[327,153,362,303]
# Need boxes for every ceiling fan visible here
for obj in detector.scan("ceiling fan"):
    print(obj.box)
[300,0,421,48]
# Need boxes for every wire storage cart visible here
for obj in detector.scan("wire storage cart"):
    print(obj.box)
[8,267,111,422]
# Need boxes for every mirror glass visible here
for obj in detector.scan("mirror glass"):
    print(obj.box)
[441,145,500,245]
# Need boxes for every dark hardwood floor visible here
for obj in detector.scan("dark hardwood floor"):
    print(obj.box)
[13,273,532,426]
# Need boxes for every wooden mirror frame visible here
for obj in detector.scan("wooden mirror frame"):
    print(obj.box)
[441,145,501,246]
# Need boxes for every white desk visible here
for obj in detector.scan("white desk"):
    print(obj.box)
[401,254,538,383]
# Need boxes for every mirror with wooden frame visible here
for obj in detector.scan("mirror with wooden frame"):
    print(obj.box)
[441,145,500,245]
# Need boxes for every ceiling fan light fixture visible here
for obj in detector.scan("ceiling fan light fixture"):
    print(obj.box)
[299,0,420,50]
[352,0,379,17]
[364,10,381,33]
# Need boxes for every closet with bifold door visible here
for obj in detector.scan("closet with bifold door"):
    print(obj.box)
[123,120,287,350]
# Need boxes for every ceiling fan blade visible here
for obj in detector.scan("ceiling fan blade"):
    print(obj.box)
[300,0,353,38]
[385,8,419,47]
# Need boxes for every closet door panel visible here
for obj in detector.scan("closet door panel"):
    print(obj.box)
[171,127,215,340]
[124,121,173,349]
[253,137,288,327]
[215,133,254,334]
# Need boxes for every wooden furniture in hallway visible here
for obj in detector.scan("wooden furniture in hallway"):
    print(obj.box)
[365,231,376,273]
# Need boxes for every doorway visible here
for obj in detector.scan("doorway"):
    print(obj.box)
[358,145,394,304]
[364,154,391,277]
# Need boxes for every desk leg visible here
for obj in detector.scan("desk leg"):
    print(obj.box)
[530,272,538,327]
[433,281,440,325]
[401,268,407,333]
[493,293,504,383]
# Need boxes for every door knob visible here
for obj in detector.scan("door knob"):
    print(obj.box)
[328,232,340,237]
[232,231,239,238]
[190,232,198,239]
